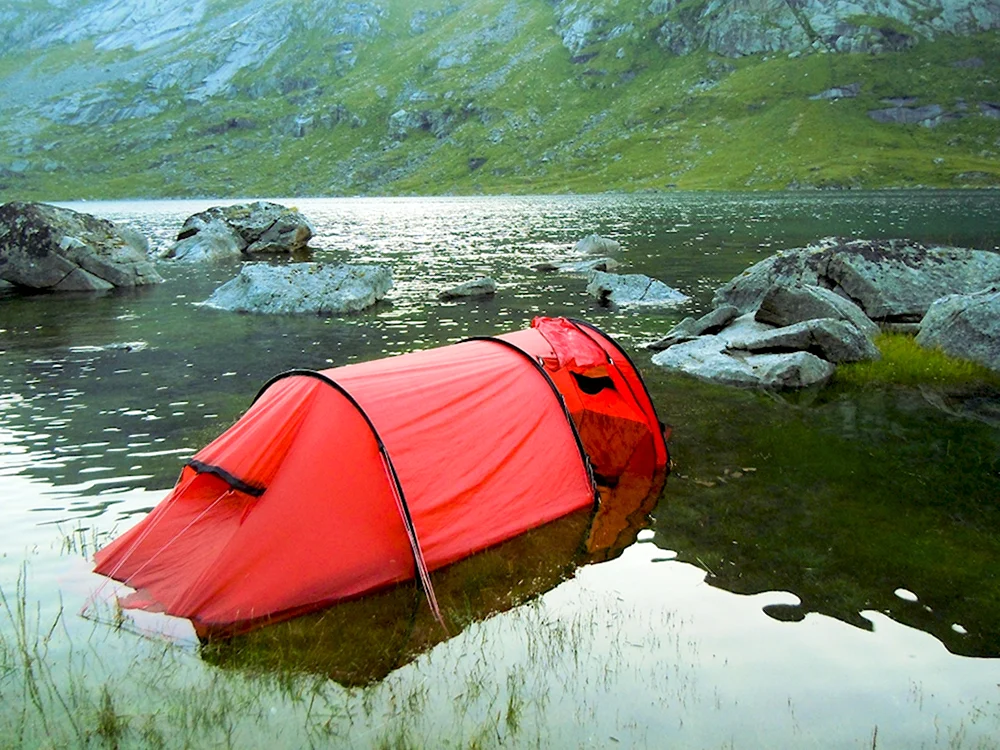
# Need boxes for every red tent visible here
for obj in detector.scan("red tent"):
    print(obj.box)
[94,317,668,636]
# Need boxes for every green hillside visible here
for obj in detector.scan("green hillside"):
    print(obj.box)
[1,0,998,199]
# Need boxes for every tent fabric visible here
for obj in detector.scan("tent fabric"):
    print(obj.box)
[94,317,668,636]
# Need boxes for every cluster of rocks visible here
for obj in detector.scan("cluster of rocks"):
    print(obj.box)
[535,232,690,308]
[806,84,997,129]
[559,0,1000,59]
[649,238,1000,387]
[5,204,997,381]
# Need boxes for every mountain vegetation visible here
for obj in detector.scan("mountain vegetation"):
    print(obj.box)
[1,0,998,199]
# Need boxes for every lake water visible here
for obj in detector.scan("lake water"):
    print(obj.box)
[1,191,999,748]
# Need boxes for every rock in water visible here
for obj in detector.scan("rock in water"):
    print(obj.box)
[574,234,621,255]
[0,201,162,291]
[164,201,314,262]
[204,262,392,315]
[714,238,1000,323]
[587,270,689,307]
[532,257,619,274]
[437,277,497,300]
[915,287,1000,372]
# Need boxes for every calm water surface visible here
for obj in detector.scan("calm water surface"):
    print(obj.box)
[1,191,999,747]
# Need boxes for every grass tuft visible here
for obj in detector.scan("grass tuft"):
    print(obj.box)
[93,684,129,748]
[834,332,1000,387]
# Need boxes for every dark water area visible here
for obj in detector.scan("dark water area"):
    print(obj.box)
[2,191,1000,747]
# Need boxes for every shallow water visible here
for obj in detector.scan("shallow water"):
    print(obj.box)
[2,191,1000,747]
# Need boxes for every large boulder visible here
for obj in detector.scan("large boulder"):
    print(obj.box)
[587,270,689,307]
[727,318,881,364]
[437,277,497,300]
[915,287,1000,372]
[203,262,392,315]
[0,201,162,291]
[163,201,314,262]
[714,238,1000,324]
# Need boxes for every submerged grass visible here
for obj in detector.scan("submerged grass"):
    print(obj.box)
[651,356,1000,657]
[835,332,1000,387]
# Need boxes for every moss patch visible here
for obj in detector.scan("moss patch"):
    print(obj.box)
[835,332,1000,387]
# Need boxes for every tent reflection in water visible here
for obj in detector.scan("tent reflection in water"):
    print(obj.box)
[93,317,670,658]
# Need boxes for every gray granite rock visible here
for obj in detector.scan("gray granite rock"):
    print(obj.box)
[714,238,1000,323]
[438,277,497,300]
[203,262,392,315]
[651,325,835,389]
[0,201,162,291]
[532,257,619,274]
[755,283,878,337]
[728,317,881,363]
[915,287,1000,372]
[587,270,689,307]
[647,304,740,350]
[163,202,313,262]
[574,234,621,255]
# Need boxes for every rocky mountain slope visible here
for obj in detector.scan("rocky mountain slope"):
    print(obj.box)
[1,0,998,198]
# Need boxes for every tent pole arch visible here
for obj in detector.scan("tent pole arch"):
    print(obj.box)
[251,369,445,628]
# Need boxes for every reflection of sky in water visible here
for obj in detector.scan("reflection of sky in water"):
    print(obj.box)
[2,194,999,745]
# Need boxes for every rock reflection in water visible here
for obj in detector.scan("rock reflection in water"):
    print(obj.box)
[201,461,666,687]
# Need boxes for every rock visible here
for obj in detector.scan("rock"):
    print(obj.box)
[754,351,837,389]
[867,104,947,127]
[755,283,878,337]
[165,221,243,263]
[651,326,835,389]
[0,201,162,291]
[587,270,689,307]
[979,102,1000,119]
[532,257,619,274]
[647,304,740,350]
[713,239,837,313]
[714,238,1000,324]
[574,234,621,255]
[163,202,313,262]
[809,83,861,100]
[827,242,1000,322]
[652,335,763,387]
[438,277,497,300]
[728,318,881,364]
[203,262,392,315]
[915,287,1000,372]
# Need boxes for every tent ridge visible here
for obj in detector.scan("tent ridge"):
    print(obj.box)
[462,336,600,505]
